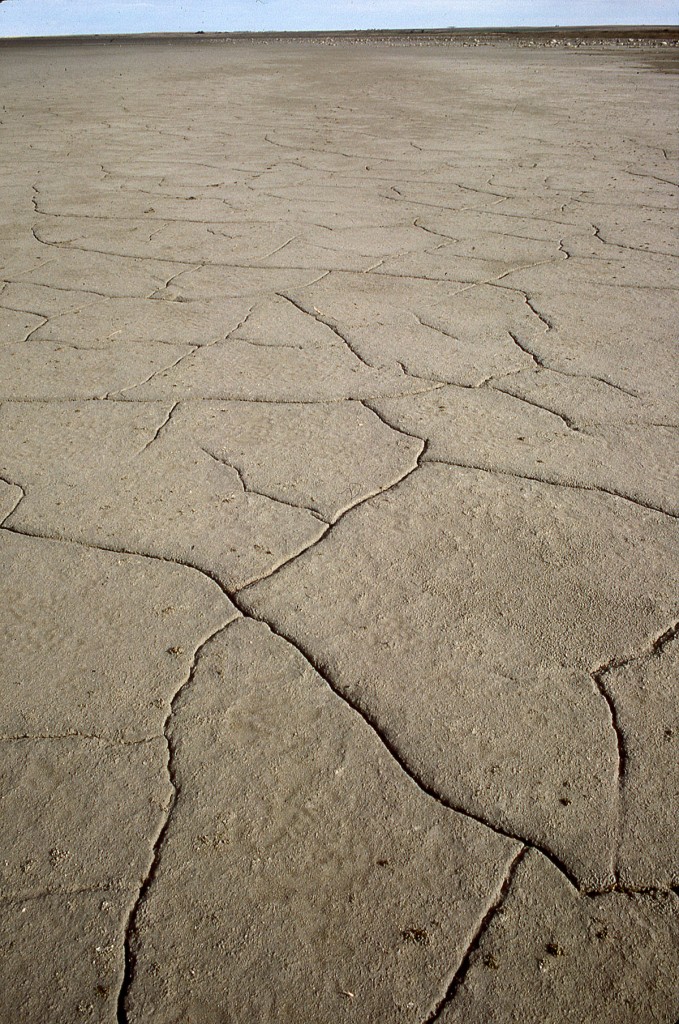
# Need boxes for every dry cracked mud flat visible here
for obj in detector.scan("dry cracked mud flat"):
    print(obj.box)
[0,38,677,1024]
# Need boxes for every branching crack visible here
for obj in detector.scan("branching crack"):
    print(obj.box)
[11,85,679,1024]
[232,438,424,589]
[0,302,49,343]
[3,512,672,902]
[31,224,206,280]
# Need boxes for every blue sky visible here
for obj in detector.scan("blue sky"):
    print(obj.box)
[0,2,675,37]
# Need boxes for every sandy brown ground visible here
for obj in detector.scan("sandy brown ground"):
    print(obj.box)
[0,38,677,1023]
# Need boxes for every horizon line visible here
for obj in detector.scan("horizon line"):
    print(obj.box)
[1,24,677,41]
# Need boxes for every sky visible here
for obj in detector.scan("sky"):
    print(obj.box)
[0,1,676,37]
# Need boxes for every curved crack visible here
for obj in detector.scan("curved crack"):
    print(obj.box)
[490,365,583,432]
[592,224,679,261]
[1,883,136,906]
[407,316,584,401]
[231,457,425,591]
[199,446,329,523]
[2,278,151,302]
[1,733,159,747]
[223,306,254,341]
[422,847,527,1022]
[0,475,26,524]
[228,595,583,891]
[254,235,298,261]
[10,66,678,1024]
[424,457,678,520]
[590,622,679,887]
[116,619,234,1024]
[590,664,627,888]
[30,223,197,278]
[0,305,50,344]
[275,291,374,369]
[27,226,364,279]
[624,168,679,190]
[413,218,460,244]
[359,398,430,446]
[522,292,554,332]
[507,327,544,367]
[490,286,641,397]
[137,401,179,454]
[106,346,198,399]
[237,336,305,351]
[149,263,202,299]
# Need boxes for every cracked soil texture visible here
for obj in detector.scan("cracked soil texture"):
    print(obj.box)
[0,38,677,1024]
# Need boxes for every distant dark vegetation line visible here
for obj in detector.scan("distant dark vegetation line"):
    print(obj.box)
[0,25,678,46]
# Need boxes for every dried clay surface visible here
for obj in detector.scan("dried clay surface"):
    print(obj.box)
[0,38,677,1024]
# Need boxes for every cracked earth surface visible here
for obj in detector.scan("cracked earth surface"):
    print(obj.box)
[0,39,677,1023]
